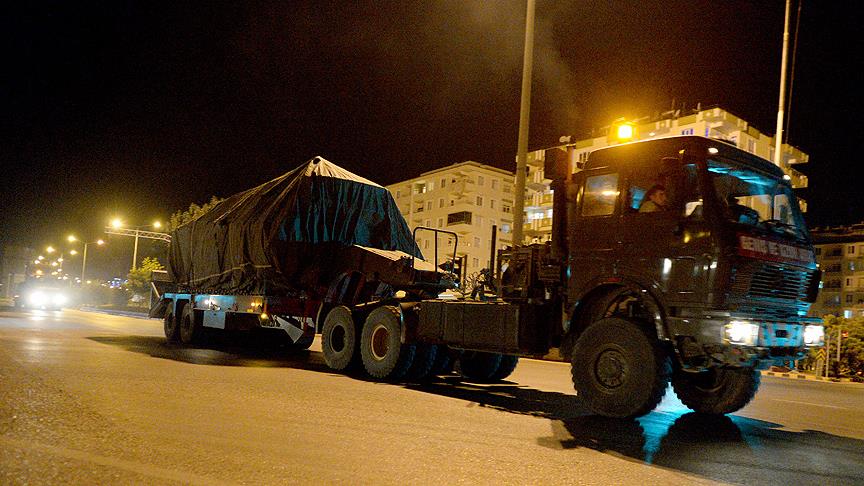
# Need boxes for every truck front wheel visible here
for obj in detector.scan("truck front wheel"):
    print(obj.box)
[571,317,671,418]
[360,306,415,380]
[321,306,358,371]
[671,367,760,415]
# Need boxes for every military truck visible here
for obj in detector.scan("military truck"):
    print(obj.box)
[152,137,824,418]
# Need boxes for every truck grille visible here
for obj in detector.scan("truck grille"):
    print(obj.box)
[730,261,816,320]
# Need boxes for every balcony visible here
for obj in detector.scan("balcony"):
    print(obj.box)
[523,218,553,234]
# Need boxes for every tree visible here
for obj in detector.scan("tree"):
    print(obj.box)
[803,314,864,377]
[166,196,223,233]
[126,257,165,304]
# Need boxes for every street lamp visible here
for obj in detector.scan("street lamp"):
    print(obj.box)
[81,239,105,284]
[109,219,163,270]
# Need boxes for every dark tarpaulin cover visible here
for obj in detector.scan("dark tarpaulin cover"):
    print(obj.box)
[168,157,422,294]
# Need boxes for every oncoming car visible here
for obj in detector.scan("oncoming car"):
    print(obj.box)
[15,285,69,310]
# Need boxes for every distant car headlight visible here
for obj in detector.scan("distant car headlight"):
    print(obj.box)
[52,293,67,306]
[803,325,824,346]
[724,320,759,345]
[28,291,47,306]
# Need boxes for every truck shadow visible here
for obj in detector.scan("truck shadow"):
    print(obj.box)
[408,379,864,485]
[89,335,864,485]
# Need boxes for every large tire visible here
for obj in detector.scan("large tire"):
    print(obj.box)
[429,345,454,376]
[360,306,415,380]
[490,355,519,381]
[321,306,358,371]
[179,304,202,345]
[289,335,315,351]
[672,366,760,415]
[405,344,438,382]
[164,309,179,343]
[459,351,503,382]
[571,317,671,418]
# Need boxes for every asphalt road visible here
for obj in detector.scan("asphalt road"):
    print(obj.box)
[1,309,862,485]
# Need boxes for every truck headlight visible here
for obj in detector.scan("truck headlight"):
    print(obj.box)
[803,325,824,347]
[725,321,759,345]
[28,291,47,306]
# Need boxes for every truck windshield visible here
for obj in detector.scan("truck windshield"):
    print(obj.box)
[707,158,807,240]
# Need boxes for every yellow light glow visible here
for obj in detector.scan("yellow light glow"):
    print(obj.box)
[51,262,58,267]
[600,190,620,197]
[46,246,55,253]
[153,221,162,229]
[617,124,634,140]
[708,147,719,154]
[70,250,78,255]
[111,218,123,229]
[86,280,92,284]
[67,235,77,242]
[34,260,40,264]
[35,270,43,276]
[38,255,44,260]
[97,239,105,245]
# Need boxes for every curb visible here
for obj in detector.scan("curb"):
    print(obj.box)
[761,370,859,384]
[78,306,152,319]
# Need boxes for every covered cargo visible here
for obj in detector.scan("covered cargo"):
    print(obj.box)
[168,156,424,294]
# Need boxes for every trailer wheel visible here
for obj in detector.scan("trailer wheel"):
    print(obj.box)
[179,305,203,345]
[489,355,519,381]
[459,351,503,382]
[405,344,437,382]
[671,366,760,415]
[429,345,454,376]
[163,310,179,343]
[571,317,671,418]
[360,305,415,380]
[321,306,358,371]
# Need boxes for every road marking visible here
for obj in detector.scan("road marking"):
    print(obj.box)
[771,398,848,410]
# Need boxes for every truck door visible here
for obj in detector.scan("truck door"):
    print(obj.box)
[620,155,712,304]
[568,170,622,292]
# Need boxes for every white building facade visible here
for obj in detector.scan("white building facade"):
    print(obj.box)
[386,161,514,277]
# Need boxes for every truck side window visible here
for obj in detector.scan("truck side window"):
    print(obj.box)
[681,163,703,219]
[628,157,676,214]
[581,173,618,217]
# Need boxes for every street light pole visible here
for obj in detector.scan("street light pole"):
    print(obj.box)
[512,0,535,247]
[132,229,140,270]
[773,0,792,166]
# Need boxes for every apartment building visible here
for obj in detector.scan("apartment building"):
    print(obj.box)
[386,161,514,277]
[522,105,812,244]
[810,223,864,318]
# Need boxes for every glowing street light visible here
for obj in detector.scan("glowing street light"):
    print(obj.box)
[38,255,44,260]
[67,235,77,243]
[46,246,56,253]
[70,250,78,255]
[153,221,162,229]
[111,218,123,229]
[81,239,106,283]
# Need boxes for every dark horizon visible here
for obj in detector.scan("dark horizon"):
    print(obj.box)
[1,1,861,277]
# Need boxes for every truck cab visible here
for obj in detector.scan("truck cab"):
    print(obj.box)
[546,136,823,416]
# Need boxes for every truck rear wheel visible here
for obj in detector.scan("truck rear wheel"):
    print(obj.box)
[429,345,454,376]
[672,366,760,415]
[360,305,415,380]
[490,355,519,381]
[321,306,358,371]
[164,310,179,343]
[570,317,671,418]
[179,305,202,345]
[459,351,502,382]
[405,344,437,381]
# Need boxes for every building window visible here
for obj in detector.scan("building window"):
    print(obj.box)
[416,203,424,213]
[477,216,483,227]
[438,198,445,208]
[396,190,401,198]
[428,181,435,191]
[426,201,432,211]
[825,263,842,273]
[437,217,443,228]
[681,128,694,135]
[478,175,485,186]
[502,205,511,214]
[476,196,483,206]
[850,261,857,272]
[846,294,854,303]
[424,219,431,227]
[441,178,446,188]
[447,211,472,225]
[491,179,498,190]
[504,185,512,194]
[474,236,481,248]
[424,240,429,250]
[849,245,856,255]
[414,183,427,195]
[847,278,854,287]
[472,257,479,269]
[815,247,822,255]
[450,200,455,206]
[501,223,511,233]
[747,139,756,153]
[490,199,496,209]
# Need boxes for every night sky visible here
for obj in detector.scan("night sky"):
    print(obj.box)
[1,1,861,278]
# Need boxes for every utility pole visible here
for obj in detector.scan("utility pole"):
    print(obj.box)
[512,0,535,246]
[773,0,792,166]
